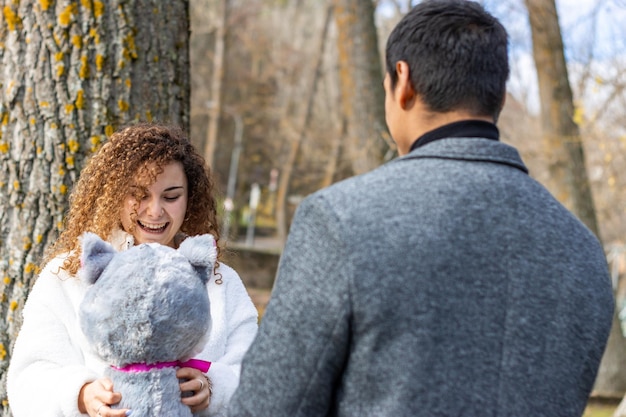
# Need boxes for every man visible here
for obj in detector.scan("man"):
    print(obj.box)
[228,1,614,416]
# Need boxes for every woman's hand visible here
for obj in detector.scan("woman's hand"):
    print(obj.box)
[78,378,130,417]
[177,367,212,413]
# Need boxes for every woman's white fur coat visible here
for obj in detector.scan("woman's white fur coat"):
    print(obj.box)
[7,230,258,417]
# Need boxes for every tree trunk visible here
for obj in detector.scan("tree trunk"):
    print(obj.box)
[333,0,390,175]
[595,307,626,399]
[525,0,621,399]
[0,0,190,413]
[275,3,333,241]
[525,0,600,238]
[203,0,227,169]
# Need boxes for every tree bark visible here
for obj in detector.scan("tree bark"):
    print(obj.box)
[333,0,390,175]
[203,0,227,169]
[275,3,334,242]
[525,0,600,238]
[0,0,190,413]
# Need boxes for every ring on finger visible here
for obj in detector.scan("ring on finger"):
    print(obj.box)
[97,404,106,417]
[197,378,205,391]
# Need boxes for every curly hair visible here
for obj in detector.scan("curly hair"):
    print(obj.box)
[44,122,221,276]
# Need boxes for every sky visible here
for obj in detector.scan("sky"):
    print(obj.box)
[494,0,626,112]
[554,0,626,60]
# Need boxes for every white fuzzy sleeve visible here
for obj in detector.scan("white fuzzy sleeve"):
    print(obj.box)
[200,263,259,417]
[7,258,98,417]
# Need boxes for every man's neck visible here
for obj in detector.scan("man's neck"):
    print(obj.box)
[415,109,495,141]
[397,108,494,155]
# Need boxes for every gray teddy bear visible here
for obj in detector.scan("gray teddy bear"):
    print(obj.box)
[78,232,217,416]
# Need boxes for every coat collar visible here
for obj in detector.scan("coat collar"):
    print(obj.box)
[109,229,135,252]
[107,229,188,251]
[399,137,528,174]
[409,120,499,152]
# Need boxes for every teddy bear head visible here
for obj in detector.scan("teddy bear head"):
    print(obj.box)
[78,232,216,367]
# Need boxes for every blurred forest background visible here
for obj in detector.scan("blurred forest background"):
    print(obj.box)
[192,0,626,413]
[0,0,625,415]
[187,0,625,247]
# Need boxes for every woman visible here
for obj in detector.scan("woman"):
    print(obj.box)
[7,123,258,417]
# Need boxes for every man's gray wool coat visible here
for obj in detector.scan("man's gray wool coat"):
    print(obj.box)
[229,137,614,417]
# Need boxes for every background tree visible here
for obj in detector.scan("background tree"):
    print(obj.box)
[524,0,600,238]
[0,0,191,413]
[202,0,227,169]
[273,3,334,241]
[333,0,392,176]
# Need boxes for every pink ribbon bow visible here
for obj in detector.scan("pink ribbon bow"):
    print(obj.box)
[112,358,212,373]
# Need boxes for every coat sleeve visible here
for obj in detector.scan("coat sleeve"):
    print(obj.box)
[202,264,259,417]
[7,260,98,417]
[228,193,352,417]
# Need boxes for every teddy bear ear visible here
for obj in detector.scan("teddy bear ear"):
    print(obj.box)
[79,232,116,285]
[178,234,217,284]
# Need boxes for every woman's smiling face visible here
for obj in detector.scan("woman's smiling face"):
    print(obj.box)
[120,162,188,247]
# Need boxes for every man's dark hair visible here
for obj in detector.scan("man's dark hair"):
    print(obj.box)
[385,0,509,119]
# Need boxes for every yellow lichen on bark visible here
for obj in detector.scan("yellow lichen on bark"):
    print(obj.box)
[59,4,77,27]
[124,34,138,59]
[89,28,100,44]
[3,6,22,31]
[96,54,104,71]
[39,0,53,12]
[76,90,84,109]
[79,55,89,79]
[80,0,92,11]
[90,135,101,152]
[67,139,79,153]
[71,34,82,48]
[94,1,104,17]
[118,100,129,112]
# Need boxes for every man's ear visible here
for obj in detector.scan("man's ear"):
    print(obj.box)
[395,61,416,110]
[494,92,506,122]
